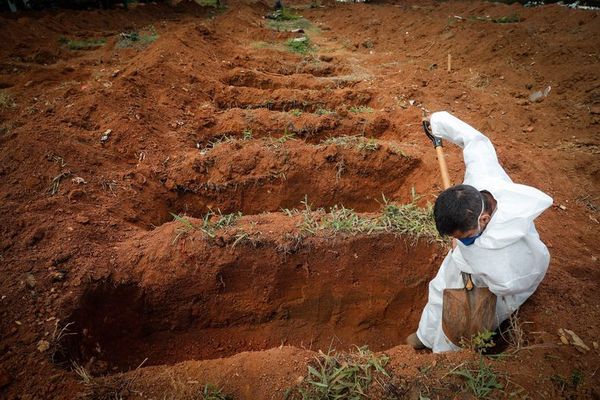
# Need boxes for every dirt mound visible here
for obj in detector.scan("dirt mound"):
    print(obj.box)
[159,139,418,219]
[196,107,392,142]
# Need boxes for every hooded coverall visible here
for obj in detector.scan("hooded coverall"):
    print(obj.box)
[416,111,553,352]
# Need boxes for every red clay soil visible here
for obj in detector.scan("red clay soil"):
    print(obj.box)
[0,0,599,399]
[66,222,437,372]
[161,139,419,219]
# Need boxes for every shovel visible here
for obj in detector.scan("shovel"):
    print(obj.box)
[422,118,497,348]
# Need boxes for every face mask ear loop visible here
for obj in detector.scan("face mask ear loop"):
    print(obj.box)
[477,195,485,233]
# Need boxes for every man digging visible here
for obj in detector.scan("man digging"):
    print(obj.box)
[407,111,553,352]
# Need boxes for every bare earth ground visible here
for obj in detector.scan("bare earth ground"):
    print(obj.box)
[0,0,599,399]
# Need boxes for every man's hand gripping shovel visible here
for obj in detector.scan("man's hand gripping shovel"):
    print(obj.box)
[422,117,497,348]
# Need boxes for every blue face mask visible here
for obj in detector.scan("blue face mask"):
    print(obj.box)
[458,231,482,246]
[458,197,485,246]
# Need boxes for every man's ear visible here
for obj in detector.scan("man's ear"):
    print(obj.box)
[480,213,491,227]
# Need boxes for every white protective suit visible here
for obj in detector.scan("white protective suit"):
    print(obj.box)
[416,111,553,353]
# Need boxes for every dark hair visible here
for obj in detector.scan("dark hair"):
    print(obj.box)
[434,184,484,236]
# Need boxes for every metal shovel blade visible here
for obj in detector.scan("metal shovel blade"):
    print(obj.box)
[442,287,497,347]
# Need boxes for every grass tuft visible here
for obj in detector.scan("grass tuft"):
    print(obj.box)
[294,195,439,241]
[242,128,253,140]
[297,197,321,235]
[266,129,297,147]
[48,321,76,365]
[117,26,159,48]
[72,361,93,384]
[459,330,496,354]
[198,135,238,154]
[171,210,242,243]
[316,108,335,116]
[379,196,438,239]
[321,205,380,234]
[357,138,380,152]
[0,90,16,108]
[59,37,106,50]
[199,384,234,400]
[287,37,313,54]
[198,130,294,154]
[492,14,521,23]
[389,145,408,157]
[321,136,380,153]
[271,7,301,21]
[348,105,373,113]
[267,17,313,32]
[294,346,389,399]
[451,357,503,398]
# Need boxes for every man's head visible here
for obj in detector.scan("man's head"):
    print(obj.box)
[433,184,493,241]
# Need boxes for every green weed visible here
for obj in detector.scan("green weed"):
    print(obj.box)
[379,197,439,239]
[321,135,361,147]
[321,205,380,234]
[271,7,301,21]
[199,384,233,400]
[250,41,274,50]
[198,135,238,153]
[348,105,373,113]
[297,197,321,235]
[72,362,93,384]
[460,330,496,354]
[571,369,583,388]
[281,207,297,217]
[171,210,242,243]
[316,108,335,116]
[321,136,380,153]
[287,37,313,54]
[451,357,503,399]
[389,145,408,157]
[199,130,294,154]
[231,231,250,248]
[242,128,253,140]
[290,108,303,117]
[357,138,380,152]
[267,129,296,146]
[0,91,16,108]
[59,37,106,50]
[267,17,313,32]
[294,195,439,240]
[492,14,521,24]
[260,99,275,109]
[551,368,585,394]
[551,374,568,392]
[117,26,159,48]
[293,346,389,400]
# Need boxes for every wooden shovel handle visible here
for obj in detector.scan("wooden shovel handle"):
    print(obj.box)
[435,145,451,189]
[461,272,475,290]
[423,118,452,189]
